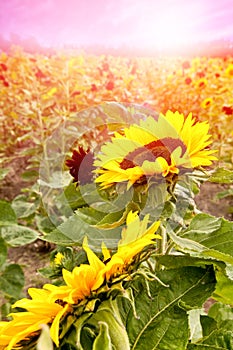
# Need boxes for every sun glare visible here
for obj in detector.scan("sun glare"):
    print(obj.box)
[134,1,203,52]
[150,14,193,50]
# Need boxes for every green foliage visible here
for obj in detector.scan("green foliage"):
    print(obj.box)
[92,322,113,350]
[169,214,233,264]
[0,168,9,181]
[42,211,122,249]
[209,167,233,184]
[0,51,233,349]
[12,194,40,219]
[0,200,39,246]
[0,264,25,300]
[53,266,215,350]
[0,199,38,316]
[188,303,233,349]
[123,267,215,350]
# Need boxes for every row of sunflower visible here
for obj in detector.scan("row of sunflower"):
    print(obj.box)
[1,107,233,349]
[0,48,233,168]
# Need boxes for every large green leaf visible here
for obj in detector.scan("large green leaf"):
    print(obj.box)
[208,303,233,324]
[0,200,17,225]
[0,264,25,299]
[188,303,233,349]
[12,194,40,219]
[169,214,233,265]
[156,255,225,271]
[43,212,122,249]
[76,207,106,225]
[212,270,233,305]
[0,224,39,246]
[209,167,233,184]
[119,266,215,350]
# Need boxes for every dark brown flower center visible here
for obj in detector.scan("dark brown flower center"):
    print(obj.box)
[120,137,186,170]
[66,146,94,184]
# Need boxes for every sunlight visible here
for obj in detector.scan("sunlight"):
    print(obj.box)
[150,14,194,50]
[135,1,204,52]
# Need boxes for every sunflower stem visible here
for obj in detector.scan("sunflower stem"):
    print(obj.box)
[160,225,167,255]
[156,225,167,271]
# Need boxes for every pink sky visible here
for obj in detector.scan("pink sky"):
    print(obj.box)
[1,0,233,50]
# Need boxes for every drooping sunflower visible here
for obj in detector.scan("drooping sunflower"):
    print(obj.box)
[94,111,217,188]
[0,288,69,349]
[0,213,159,349]
[45,212,160,305]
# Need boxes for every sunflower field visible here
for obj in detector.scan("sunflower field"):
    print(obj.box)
[0,46,233,350]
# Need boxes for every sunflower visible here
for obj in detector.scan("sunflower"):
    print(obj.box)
[0,213,159,349]
[94,111,217,189]
[0,288,69,349]
[225,63,233,77]
[44,212,160,304]
[201,97,213,109]
[66,146,94,184]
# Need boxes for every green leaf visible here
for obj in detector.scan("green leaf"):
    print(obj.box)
[0,168,9,181]
[35,214,56,234]
[208,303,233,324]
[21,169,38,181]
[61,182,87,209]
[200,315,218,337]
[93,322,113,350]
[43,212,121,249]
[38,170,72,189]
[216,188,233,199]
[121,266,215,350]
[189,309,206,342]
[77,207,106,225]
[188,303,233,349]
[212,270,233,305]
[169,214,233,265]
[0,236,7,267]
[12,195,40,219]
[0,224,39,246]
[96,209,125,229]
[56,184,85,214]
[87,299,130,350]
[209,167,233,184]
[188,339,233,349]
[74,313,93,350]
[96,201,141,229]
[0,264,24,299]
[0,200,17,225]
[156,255,225,270]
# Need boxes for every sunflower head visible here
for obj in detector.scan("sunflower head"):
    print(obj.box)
[201,97,213,109]
[225,63,233,77]
[94,111,217,189]
[66,146,94,184]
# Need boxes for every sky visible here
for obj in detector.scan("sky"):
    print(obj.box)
[0,0,233,51]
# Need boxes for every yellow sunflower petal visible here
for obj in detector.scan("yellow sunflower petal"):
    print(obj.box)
[101,241,111,261]
[93,111,216,189]
[50,303,70,347]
